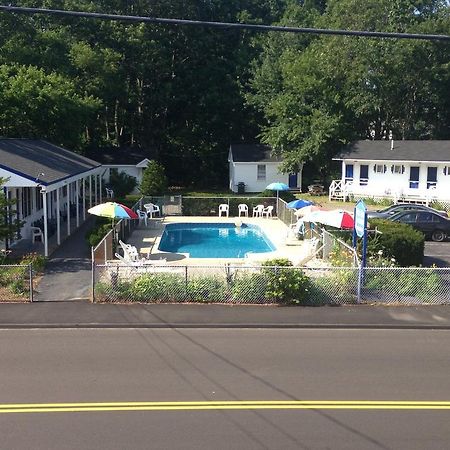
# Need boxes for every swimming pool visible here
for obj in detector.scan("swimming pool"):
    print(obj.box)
[158,223,276,258]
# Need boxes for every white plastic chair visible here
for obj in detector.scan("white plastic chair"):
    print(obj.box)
[252,204,264,217]
[144,203,161,218]
[238,204,248,217]
[218,204,229,217]
[262,205,274,218]
[30,226,44,244]
[105,187,114,198]
[136,209,148,226]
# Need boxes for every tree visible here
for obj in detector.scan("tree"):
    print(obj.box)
[140,161,168,196]
[247,0,450,181]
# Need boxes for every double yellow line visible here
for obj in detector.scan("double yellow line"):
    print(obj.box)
[1,400,450,414]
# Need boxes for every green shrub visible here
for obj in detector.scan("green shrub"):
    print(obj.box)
[368,219,424,266]
[261,258,310,304]
[86,218,112,248]
[140,161,168,196]
[186,276,227,302]
[231,272,268,303]
[365,269,441,301]
[20,253,46,273]
[131,273,185,302]
[312,269,358,304]
[108,170,138,198]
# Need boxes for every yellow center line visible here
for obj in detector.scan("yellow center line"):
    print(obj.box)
[0,400,450,414]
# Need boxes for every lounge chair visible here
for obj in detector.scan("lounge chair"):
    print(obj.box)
[291,238,324,266]
[118,240,140,262]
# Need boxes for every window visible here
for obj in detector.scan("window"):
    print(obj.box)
[391,165,404,174]
[359,165,369,185]
[257,164,266,181]
[374,164,386,173]
[427,167,437,189]
[20,187,32,218]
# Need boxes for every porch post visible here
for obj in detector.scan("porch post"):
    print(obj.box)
[89,176,93,208]
[83,177,86,220]
[43,191,49,257]
[94,174,98,206]
[99,173,103,204]
[76,179,80,227]
[67,183,71,236]
[56,188,61,245]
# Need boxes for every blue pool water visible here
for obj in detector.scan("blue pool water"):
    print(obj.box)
[158,223,276,258]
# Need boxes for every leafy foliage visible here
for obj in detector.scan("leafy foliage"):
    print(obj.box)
[108,170,137,198]
[140,161,168,196]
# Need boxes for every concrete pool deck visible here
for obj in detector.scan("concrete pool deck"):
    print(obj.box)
[124,216,311,266]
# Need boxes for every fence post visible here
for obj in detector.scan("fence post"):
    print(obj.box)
[91,246,95,303]
[29,263,34,303]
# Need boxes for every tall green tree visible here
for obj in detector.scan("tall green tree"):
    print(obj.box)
[247,0,450,180]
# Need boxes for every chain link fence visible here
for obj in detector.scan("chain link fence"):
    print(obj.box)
[0,264,33,302]
[92,264,450,305]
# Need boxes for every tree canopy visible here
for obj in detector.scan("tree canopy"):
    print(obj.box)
[0,0,448,187]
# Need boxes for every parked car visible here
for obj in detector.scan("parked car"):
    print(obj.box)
[389,210,450,242]
[367,203,448,219]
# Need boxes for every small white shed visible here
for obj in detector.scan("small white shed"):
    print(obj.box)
[95,148,151,193]
[228,144,302,193]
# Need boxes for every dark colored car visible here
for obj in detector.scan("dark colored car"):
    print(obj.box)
[367,203,448,219]
[389,210,450,242]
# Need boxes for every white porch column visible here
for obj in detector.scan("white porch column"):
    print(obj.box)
[43,191,49,257]
[342,160,346,182]
[56,188,61,245]
[76,179,80,227]
[67,183,71,236]
[83,177,86,220]
[89,176,93,208]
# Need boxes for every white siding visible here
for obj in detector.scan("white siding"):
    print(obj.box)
[342,160,450,201]
[231,162,289,193]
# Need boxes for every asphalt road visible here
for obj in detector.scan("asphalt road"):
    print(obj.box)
[1,328,450,450]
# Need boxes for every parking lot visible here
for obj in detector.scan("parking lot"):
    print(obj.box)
[424,241,450,267]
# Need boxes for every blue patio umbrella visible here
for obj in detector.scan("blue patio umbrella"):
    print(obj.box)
[266,182,290,202]
[287,199,314,209]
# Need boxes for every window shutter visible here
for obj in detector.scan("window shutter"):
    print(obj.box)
[402,165,405,174]
[444,167,447,176]
[391,165,394,173]
[384,165,387,173]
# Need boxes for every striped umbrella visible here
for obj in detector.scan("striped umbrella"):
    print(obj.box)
[88,202,138,222]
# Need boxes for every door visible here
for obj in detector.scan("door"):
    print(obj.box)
[409,166,419,189]
[427,167,437,189]
[345,164,354,182]
[359,165,369,185]
[288,173,298,188]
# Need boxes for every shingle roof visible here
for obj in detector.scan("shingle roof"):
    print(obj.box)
[230,144,281,163]
[335,140,450,162]
[0,139,101,185]
[89,147,151,165]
